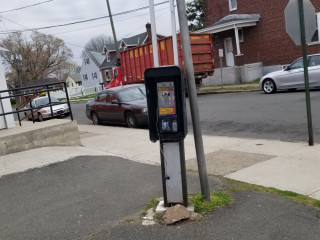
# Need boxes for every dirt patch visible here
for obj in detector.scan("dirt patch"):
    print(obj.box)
[186,150,275,176]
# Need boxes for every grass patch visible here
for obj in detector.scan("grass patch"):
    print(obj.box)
[186,168,198,174]
[200,85,259,93]
[226,180,320,209]
[141,198,160,217]
[248,78,260,84]
[189,192,232,214]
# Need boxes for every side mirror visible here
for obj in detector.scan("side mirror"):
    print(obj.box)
[111,99,119,105]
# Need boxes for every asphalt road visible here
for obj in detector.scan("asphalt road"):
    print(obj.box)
[72,90,320,142]
[1,156,320,240]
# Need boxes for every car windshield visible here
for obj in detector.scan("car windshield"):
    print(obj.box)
[35,97,60,107]
[118,86,145,102]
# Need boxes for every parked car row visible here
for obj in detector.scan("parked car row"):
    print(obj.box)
[260,54,320,94]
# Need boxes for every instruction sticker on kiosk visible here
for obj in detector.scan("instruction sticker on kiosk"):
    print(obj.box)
[157,82,178,133]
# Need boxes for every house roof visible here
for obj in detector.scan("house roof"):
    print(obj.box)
[123,32,148,46]
[24,77,61,87]
[86,51,106,68]
[195,14,260,34]
[100,55,117,69]
[104,32,165,52]
[68,72,81,83]
[105,41,121,52]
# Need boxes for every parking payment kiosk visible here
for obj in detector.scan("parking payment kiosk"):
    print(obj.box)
[145,66,188,207]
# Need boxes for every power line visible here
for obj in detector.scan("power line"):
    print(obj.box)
[0,0,169,34]
[0,15,86,51]
[0,0,53,14]
[53,4,168,36]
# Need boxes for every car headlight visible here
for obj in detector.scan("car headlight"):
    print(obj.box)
[41,109,49,113]
[63,104,68,109]
[142,108,148,113]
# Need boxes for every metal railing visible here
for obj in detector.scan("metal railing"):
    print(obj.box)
[0,82,73,127]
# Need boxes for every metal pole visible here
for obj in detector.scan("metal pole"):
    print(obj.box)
[64,82,73,121]
[176,0,210,200]
[220,57,223,88]
[298,0,314,146]
[47,85,54,119]
[106,0,120,61]
[149,0,159,67]
[170,0,179,65]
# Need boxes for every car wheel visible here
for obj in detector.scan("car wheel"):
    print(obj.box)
[91,112,100,125]
[262,79,277,94]
[126,112,138,128]
[38,113,44,122]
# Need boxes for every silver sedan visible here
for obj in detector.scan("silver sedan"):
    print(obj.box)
[260,54,320,94]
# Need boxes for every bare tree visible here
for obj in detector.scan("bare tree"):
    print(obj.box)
[0,32,73,88]
[84,34,113,53]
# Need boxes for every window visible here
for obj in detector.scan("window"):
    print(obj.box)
[96,93,107,102]
[84,58,90,65]
[106,52,110,62]
[92,72,97,79]
[289,58,303,70]
[118,87,145,102]
[105,71,110,81]
[309,55,320,67]
[229,0,237,11]
[310,13,320,43]
[83,74,88,81]
[106,93,117,103]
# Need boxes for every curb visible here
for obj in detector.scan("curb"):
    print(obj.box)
[198,89,260,95]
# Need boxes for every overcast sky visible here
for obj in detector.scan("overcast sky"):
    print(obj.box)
[0,0,184,65]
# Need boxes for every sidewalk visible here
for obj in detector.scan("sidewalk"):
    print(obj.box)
[1,123,319,200]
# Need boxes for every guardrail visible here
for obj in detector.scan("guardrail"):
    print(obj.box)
[0,82,73,127]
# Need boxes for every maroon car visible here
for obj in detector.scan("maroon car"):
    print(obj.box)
[85,84,148,128]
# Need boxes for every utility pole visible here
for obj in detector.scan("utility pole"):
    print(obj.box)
[106,0,120,64]
[176,0,210,200]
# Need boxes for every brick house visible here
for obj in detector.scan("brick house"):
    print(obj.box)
[197,0,320,83]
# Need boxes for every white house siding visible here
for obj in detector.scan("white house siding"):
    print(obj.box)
[80,53,103,89]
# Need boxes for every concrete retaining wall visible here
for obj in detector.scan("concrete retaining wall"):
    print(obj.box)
[202,62,263,86]
[0,119,81,156]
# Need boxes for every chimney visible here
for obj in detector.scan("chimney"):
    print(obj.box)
[146,23,152,44]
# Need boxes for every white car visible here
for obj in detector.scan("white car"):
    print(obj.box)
[260,54,320,94]
[24,96,69,121]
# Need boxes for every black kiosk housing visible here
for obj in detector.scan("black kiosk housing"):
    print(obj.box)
[145,66,187,142]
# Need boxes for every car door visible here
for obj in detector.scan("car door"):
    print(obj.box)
[93,92,108,120]
[308,55,320,87]
[277,58,304,89]
[105,92,123,122]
